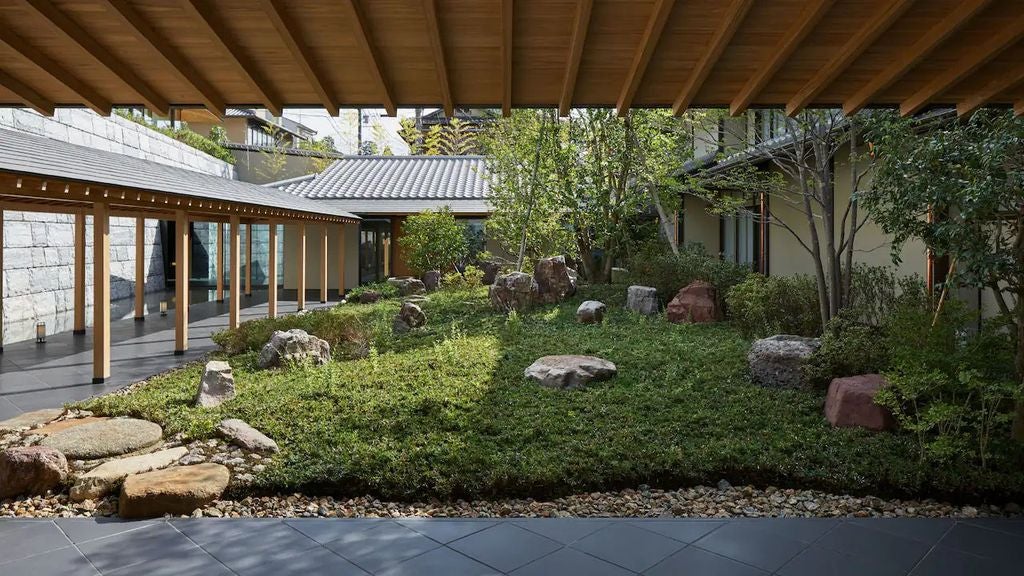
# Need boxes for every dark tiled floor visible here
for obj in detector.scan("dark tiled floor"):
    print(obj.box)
[2,517,1022,575]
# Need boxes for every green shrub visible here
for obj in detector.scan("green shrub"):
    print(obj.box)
[442,264,485,290]
[726,273,821,338]
[114,109,235,164]
[625,242,751,304]
[400,208,468,275]
[348,281,398,303]
[211,308,369,359]
[847,264,927,327]
[803,312,890,389]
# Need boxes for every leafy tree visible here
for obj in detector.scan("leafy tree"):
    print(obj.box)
[441,118,475,155]
[400,207,468,275]
[398,118,424,154]
[298,136,336,172]
[256,124,288,180]
[398,116,479,156]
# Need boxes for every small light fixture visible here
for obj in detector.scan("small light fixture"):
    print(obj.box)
[159,301,168,316]
[35,321,46,343]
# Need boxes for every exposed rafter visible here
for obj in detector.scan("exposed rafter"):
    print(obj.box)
[501,0,514,117]
[260,0,339,117]
[617,0,676,117]
[0,69,54,115]
[957,65,1024,117]
[673,0,752,116]
[901,12,1024,116]
[559,0,593,117]
[786,0,913,117]
[844,0,990,116]
[342,0,396,117]
[0,30,111,115]
[422,0,454,118]
[181,0,283,117]
[22,0,169,115]
[730,0,834,116]
[104,0,225,116]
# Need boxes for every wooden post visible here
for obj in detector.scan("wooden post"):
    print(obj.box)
[337,223,346,299]
[174,210,189,355]
[73,212,86,334]
[134,216,145,320]
[268,222,278,318]
[297,222,306,311]
[229,215,241,329]
[216,222,224,302]
[245,223,252,296]
[0,205,4,353]
[320,225,328,303]
[93,202,110,382]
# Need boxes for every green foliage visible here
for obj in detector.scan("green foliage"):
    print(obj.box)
[400,208,469,275]
[298,136,337,172]
[210,307,370,360]
[803,313,890,389]
[114,109,235,164]
[442,264,484,290]
[208,125,228,146]
[398,117,479,156]
[625,242,751,304]
[348,281,398,303]
[726,274,822,338]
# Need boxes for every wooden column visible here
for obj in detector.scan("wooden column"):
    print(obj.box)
[320,225,328,303]
[174,210,189,355]
[93,202,110,382]
[73,212,86,334]
[229,215,241,329]
[297,222,306,311]
[337,223,346,299]
[0,206,4,353]
[215,222,224,302]
[268,222,278,318]
[134,216,145,320]
[245,223,252,296]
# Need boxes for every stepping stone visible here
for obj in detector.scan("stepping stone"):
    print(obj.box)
[70,446,188,502]
[0,408,63,432]
[525,355,617,390]
[119,463,230,519]
[32,417,110,437]
[40,418,162,460]
[217,419,279,453]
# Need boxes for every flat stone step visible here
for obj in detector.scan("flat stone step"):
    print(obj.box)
[70,446,188,502]
[119,463,230,519]
[40,418,163,460]
[0,408,63,432]
[32,417,110,437]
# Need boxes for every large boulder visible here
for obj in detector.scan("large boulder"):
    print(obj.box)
[534,256,577,304]
[40,418,163,460]
[216,419,280,454]
[576,300,607,324]
[666,281,720,324]
[119,463,230,519]
[354,290,381,304]
[0,446,68,499]
[478,261,502,285]
[195,360,235,408]
[525,355,617,390]
[626,285,659,316]
[388,277,426,297]
[748,335,821,389]
[422,270,442,291]
[393,302,427,334]
[257,329,331,369]
[69,447,188,502]
[825,374,896,432]
[489,272,538,312]
[0,408,63,433]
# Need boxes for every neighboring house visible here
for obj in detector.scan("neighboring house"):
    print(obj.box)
[271,155,492,284]
[414,108,499,133]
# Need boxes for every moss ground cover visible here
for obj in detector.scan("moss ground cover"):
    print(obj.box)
[79,285,1024,502]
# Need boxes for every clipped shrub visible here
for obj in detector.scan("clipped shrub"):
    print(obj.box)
[625,242,751,305]
[726,273,821,338]
[212,309,370,360]
[348,281,398,303]
[442,264,485,290]
[803,312,890,389]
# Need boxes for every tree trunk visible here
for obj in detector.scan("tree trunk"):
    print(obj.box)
[799,164,831,328]
[651,185,679,255]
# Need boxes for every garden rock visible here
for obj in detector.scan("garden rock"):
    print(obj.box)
[422,270,441,291]
[69,447,188,502]
[393,302,427,334]
[626,285,659,316]
[524,355,617,390]
[355,290,381,304]
[534,256,577,304]
[216,419,280,454]
[257,329,330,369]
[489,272,538,312]
[479,261,501,285]
[388,277,426,296]
[666,281,720,324]
[611,267,629,283]
[0,408,63,432]
[748,335,821,389]
[0,446,68,499]
[40,418,163,460]
[195,360,234,408]
[825,374,896,431]
[33,416,109,436]
[119,463,230,519]
[577,300,607,324]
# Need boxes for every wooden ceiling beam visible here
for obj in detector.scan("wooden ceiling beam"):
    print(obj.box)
[559,0,593,117]
[259,0,339,117]
[673,0,752,116]
[786,0,913,117]
[956,65,1024,117]
[731,0,834,116]
[342,0,397,117]
[901,13,1024,116]
[104,0,225,117]
[0,30,112,115]
[22,0,169,115]
[845,0,990,116]
[181,0,283,118]
[617,0,675,117]
[422,0,454,118]
[0,69,53,115]
[501,0,513,117]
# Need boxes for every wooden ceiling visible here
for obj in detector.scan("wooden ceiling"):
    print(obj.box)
[0,0,1022,119]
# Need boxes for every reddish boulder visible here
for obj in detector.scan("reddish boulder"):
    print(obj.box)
[666,281,720,324]
[0,446,68,498]
[533,256,576,304]
[824,374,896,432]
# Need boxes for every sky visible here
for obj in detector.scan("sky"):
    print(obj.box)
[283,108,433,155]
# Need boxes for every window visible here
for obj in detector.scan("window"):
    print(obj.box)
[721,203,764,273]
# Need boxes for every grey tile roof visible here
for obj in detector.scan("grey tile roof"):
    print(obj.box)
[310,198,491,215]
[0,127,359,221]
[273,155,491,203]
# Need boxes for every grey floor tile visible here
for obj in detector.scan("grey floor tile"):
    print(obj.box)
[630,520,724,543]
[55,518,159,544]
[171,518,283,546]
[734,517,840,544]
[959,518,1024,538]
[379,546,502,576]
[0,396,23,419]
[910,545,1016,576]
[692,522,806,573]
[0,519,45,538]
[199,522,321,572]
[571,523,685,573]
[78,522,200,574]
[396,518,497,544]
[236,546,369,576]
[327,520,441,573]
[511,518,612,545]
[935,522,1024,564]
[778,544,905,576]
[645,546,767,576]
[848,518,954,544]
[814,522,931,575]
[106,546,235,576]
[284,518,387,544]
[0,545,98,575]
[448,522,564,573]
[0,520,73,564]
[512,547,634,576]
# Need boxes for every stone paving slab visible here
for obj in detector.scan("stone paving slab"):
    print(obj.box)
[0,517,1021,575]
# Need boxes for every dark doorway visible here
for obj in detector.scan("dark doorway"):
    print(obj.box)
[359,219,392,284]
